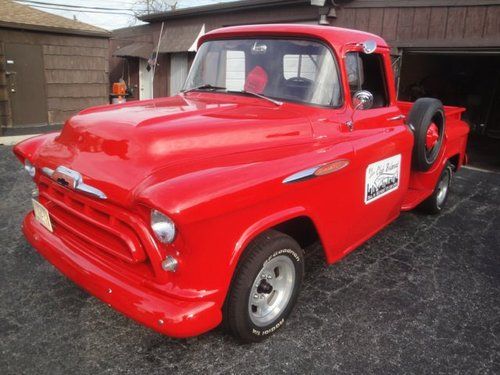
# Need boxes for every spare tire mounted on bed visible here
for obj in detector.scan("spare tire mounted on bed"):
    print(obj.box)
[407,98,446,172]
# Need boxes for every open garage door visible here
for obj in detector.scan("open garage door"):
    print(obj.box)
[398,49,500,138]
[398,49,500,171]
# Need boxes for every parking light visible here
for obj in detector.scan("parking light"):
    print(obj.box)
[24,159,36,178]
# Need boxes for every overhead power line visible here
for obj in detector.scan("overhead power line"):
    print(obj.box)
[17,3,137,16]
[16,0,144,12]
[15,1,149,15]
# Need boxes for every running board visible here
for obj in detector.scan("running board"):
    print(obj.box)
[401,188,433,211]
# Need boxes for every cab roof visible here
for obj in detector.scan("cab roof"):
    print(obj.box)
[199,24,389,51]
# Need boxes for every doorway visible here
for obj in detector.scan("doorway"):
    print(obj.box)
[5,43,48,127]
[139,59,153,100]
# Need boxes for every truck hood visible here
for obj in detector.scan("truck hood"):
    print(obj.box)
[34,93,312,205]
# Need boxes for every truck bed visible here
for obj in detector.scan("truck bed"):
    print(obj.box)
[397,101,466,121]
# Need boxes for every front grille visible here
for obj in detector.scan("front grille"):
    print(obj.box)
[37,176,156,278]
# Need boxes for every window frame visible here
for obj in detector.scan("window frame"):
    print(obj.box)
[344,51,390,109]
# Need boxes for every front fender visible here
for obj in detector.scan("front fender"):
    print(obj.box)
[12,133,58,163]
[230,206,309,267]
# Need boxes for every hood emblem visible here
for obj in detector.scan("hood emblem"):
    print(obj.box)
[42,166,107,200]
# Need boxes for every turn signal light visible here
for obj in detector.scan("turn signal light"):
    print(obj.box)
[161,255,178,272]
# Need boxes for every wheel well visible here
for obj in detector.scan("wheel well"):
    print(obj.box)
[271,216,320,250]
[448,154,460,171]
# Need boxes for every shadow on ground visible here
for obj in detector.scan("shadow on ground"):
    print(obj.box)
[0,146,499,374]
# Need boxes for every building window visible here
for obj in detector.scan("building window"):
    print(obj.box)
[225,50,245,91]
[283,54,317,80]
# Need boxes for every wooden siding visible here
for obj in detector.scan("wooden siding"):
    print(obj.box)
[334,4,500,48]
[0,28,108,127]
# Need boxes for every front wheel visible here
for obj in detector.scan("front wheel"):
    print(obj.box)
[419,163,453,214]
[223,230,304,343]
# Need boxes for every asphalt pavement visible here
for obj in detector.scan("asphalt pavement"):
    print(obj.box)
[1,145,499,374]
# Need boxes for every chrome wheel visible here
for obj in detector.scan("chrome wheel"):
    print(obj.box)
[248,254,296,327]
[436,168,450,207]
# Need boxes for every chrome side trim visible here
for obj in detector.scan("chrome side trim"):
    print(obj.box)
[283,159,351,184]
[282,166,320,184]
[41,166,107,200]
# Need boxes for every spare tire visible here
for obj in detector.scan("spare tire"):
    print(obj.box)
[407,98,445,172]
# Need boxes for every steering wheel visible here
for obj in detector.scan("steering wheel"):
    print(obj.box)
[286,77,313,85]
[284,77,314,101]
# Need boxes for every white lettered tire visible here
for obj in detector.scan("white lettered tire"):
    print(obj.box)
[223,230,304,343]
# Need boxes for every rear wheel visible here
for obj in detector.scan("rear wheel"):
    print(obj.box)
[223,230,304,343]
[419,163,453,214]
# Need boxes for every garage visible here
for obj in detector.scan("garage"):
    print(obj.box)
[0,0,110,136]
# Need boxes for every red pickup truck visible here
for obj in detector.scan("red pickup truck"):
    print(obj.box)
[14,25,469,342]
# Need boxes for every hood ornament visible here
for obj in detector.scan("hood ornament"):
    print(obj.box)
[41,166,107,200]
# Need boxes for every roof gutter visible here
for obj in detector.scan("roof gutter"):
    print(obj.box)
[139,0,309,22]
[0,21,110,38]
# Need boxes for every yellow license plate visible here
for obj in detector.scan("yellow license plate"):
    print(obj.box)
[32,199,53,232]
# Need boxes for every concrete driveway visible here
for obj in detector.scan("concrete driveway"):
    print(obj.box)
[1,145,499,374]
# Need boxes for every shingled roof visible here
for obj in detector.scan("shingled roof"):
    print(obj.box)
[0,0,110,37]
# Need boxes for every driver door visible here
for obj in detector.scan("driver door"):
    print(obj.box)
[343,49,413,250]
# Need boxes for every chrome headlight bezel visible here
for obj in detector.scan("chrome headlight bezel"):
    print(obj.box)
[150,209,176,244]
[24,159,36,178]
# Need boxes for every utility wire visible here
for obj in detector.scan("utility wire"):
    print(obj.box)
[17,3,137,15]
[16,0,144,11]
[18,0,145,13]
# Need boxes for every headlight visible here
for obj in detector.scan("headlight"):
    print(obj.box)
[24,159,36,178]
[150,209,176,244]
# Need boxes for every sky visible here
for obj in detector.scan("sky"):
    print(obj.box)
[15,0,237,30]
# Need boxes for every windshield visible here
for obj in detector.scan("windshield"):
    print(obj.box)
[184,38,341,107]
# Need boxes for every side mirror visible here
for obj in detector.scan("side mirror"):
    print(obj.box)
[353,90,374,110]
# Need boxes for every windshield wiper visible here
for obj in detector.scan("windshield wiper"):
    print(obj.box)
[182,84,227,93]
[184,85,282,106]
[228,89,282,106]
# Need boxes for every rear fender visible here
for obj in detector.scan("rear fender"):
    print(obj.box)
[409,118,469,191]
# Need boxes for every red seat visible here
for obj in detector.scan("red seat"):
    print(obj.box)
[244,66,268,94]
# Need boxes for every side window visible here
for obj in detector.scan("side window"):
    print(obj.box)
[225,50,246,90]
[283,54,318,80]
[345,52,389,108]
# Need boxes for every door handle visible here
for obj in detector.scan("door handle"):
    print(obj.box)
[344,121,354,132]
[387,114,405,121]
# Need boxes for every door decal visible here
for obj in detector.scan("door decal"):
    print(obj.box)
[365,154,401,204]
